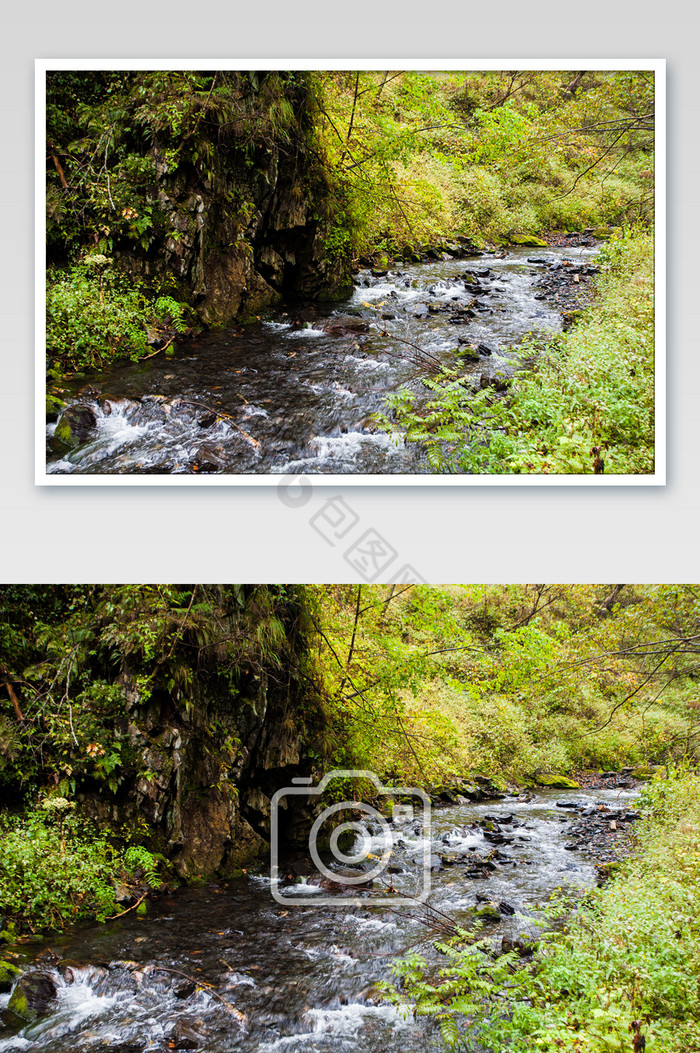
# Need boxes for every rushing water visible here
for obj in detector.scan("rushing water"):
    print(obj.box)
[1,785,637,1052]
[46,244,599,476]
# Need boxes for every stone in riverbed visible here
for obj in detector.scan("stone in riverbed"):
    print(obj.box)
[509,234,548,247]
[191,445,226,472]
[534,774,580,789]
[7,971,58,1022]
[472,904,502,922]
[501,934,537,957]
[169,1018,207,1049]
[0,961,21,992]
[51,403,98,451]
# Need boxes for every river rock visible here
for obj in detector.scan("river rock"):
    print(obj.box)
[501,934,537,957]
[175,980,197,999]
[51,403,98,451]
[472,904,501,923]
[197,411,218,429]
[191,445,226,472]
[7,971,58,1022]
[509,234,548,247]
[320,317,370,337]
[169,1018,207,1049]
[535,774,580,789]
[480,375,509,393]
[0,961,21,992]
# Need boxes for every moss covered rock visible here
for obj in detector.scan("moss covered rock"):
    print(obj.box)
[631,764,658,781]
[472,904,502,923]
[509,234,548,247]
[7,972,58,1022]
[534,774,580,789]
[50,404,98,453]
[0,960,21,991]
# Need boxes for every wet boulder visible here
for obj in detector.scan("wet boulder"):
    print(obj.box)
[7,971,58,1022]
[51,403,98,452]
[191,445,226,473]
[319,316,370,337]
[479,375,509,393]
[509,234,548,247]
[501,934,537,957]
[472,904,502,923]
[0,961,21,992]
[169,1018,207,1049]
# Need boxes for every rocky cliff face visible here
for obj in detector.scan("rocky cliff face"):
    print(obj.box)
[111,74,351,324]
[76,588,327,878]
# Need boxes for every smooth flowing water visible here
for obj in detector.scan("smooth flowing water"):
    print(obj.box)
[46,244,599,476]
[0,785,637,1052]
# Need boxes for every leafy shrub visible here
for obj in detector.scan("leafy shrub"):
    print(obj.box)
[46,255,150,372]
[46,256,192,374]
[0,804,164,931]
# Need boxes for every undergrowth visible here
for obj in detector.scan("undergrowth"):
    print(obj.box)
[385,767,700,1052]
[377,227,654,475]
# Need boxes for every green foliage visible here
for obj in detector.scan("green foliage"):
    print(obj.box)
[0,584,307,796]
[153,295,191,334]
[386,768,700,1052]
[46,70,312,258]
[0,805,164,931]
[379,227,655,475]
[46,256,149,372]
[312,70,654,258]
[308,585,699,788]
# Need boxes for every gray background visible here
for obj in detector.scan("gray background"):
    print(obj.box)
[2,3,696,583]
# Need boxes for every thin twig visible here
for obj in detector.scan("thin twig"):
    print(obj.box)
[142,335,176,360]
[106,891,147,920]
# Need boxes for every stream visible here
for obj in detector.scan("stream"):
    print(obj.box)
[46,244,599,476]
[0,785,638,1052]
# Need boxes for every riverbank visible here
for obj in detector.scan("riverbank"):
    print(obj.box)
[390,767,700,1053]
[382,225,654,474]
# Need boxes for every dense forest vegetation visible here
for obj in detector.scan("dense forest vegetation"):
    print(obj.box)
[45,69,656,474]
[0,584,697,1049]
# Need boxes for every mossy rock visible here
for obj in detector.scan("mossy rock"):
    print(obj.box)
[590,227,617,239]
[46,393,66,422]
[472,904,502,923]
[0,960,21,991]
[509,234,548,247]
[631,764,657,781]
[50,404,98,453]
[7,972,57,1022]
[534,774,580,790]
